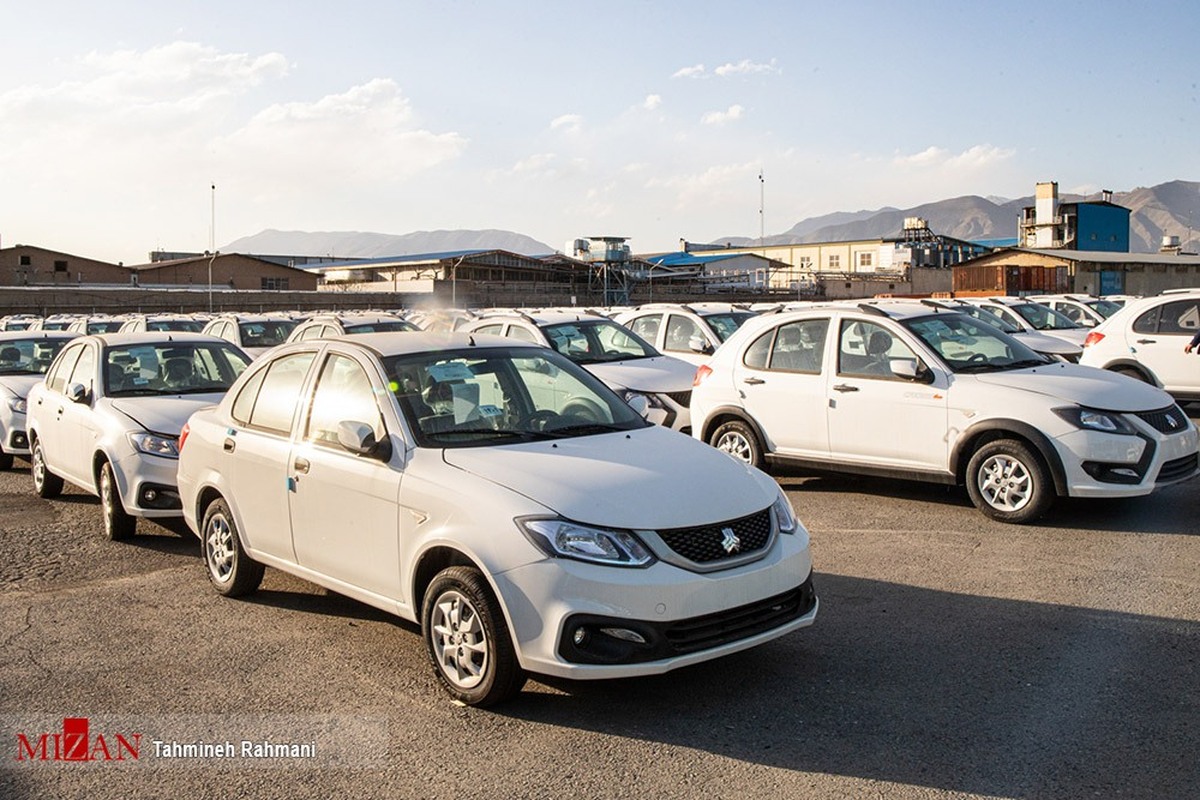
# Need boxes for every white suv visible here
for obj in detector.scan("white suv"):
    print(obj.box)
[692,302,1199,523]
[1079,289,1200,403]
[177,333,817,706]
[27,333,251,539]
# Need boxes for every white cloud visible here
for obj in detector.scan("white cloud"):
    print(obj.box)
[713,59,780,77]
[646,161,760,208]
[550,113,584,134]
[701,104,744,125]
[643,94,662,110]
[671,64,706,79]
[894,144,1015,169]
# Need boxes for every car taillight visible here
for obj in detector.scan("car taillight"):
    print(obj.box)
[178,422,190,452]
[1083,331,1105,348]
[693,364,713,387]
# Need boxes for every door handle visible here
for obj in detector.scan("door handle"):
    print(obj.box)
[1135,339,1156,344]
[293,457,311,474]
[832,384,859,393]
[222,438,236,453]
[743,377,765,385]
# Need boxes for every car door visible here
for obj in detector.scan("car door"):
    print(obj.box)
[55,341,102,488]
[1128,298,1200,394]
[624,313,665,351]
[287,349,403,603]
[223,350,319,561]
[731,317,831,458]
[34,342,84,475]
[825,316,949,472]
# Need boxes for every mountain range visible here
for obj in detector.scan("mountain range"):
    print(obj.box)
[222,180,1200,258]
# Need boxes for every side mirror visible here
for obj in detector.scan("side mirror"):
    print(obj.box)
[889,358,932,383]
[624,393,651,419]
[66,382,90,404]
[688,335,714,355]
[336,421,393,462]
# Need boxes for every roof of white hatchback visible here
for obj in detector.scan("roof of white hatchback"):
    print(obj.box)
[319,330,538,356]
[87,332,232,348]
[475,310,608,326]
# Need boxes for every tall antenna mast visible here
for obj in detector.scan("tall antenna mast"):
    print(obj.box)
[758,169,765,247]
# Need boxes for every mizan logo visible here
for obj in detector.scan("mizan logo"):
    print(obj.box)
[16,717,140,762]
[720,527,741,554]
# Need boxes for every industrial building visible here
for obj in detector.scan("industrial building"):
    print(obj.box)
[1018,181,1131,252]
[953,247,1200,297]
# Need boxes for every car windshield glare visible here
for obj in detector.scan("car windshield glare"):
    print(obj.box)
[105,343,251,396]
[384,346,648,447]
[542,320,657,363]
[0,339,71,375]
[904,314,1049,373]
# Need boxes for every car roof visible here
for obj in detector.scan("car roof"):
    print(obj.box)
[0,330,79,342]
[470,310,609,326]
[275,331,538,357]
[84,332,234,348]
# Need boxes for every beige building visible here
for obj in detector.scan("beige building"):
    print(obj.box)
[128,253,319,291]
[952,248,1200,296]
[0,245,129,286]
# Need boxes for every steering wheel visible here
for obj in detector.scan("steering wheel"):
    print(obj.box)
[519,409,561,431]
[967,353,988,363]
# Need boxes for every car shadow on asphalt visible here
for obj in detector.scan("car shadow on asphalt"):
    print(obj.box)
[502,572,1198,798]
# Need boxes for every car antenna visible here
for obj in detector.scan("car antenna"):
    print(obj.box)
[468,334,476,346]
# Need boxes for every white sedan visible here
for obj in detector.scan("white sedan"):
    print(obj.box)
[27,333,251,539]
[176,333,817,706]
[0,331,78,469]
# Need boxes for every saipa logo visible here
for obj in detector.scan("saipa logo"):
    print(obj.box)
[16,717,141,763]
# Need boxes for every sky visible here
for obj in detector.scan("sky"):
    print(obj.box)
[2,0,1199,265]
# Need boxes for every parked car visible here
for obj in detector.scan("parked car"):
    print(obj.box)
[0,331,78,469]
[287,312,418,342]
[176,333,818,706]
[459,311,697,432]
[691,301,1199,523]
[202,314,299,359]
[66,316,127,335]
[915,299,1083,361]
[960,297,1090,348]
[1026,294,1122,327]
[118,314,206,334]
[613,303,757,366]
[1079,288,1200,403]
[26,333,251,539]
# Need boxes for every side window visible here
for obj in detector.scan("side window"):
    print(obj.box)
[628,315,661,342]
[474,324,504,336]
[1058,305,1084,323]
[506,324,538,344]
[231,368,268,425]
[67,345,96,392]
[664,314,705,351]
[245,352,317,434]
[991,307,1020,328]
[1132,306,1161,334]
[838,320,917,379]
[47,345,84,393]
[296,325,322,341]
[305,354,386,450]
[1157,300,1200,334]
[768,319,828,373]
[743,330,774,370]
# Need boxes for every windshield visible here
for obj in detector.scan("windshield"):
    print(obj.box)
[0,338,72,375]
[1088,299,1122,318]
[344,320,419,334]
[239,320,297,347]
[384,346,648,448]
[104,342,251,396]
[904,314,1049,373]
[87,320,126,334]
[541,320,658,364]
[146,319,205,333]
[948,305,1021,334]
[1011,303,1081,331]
[703,312,756,342]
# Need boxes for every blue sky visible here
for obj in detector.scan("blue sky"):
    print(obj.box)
[2,0,1198,264]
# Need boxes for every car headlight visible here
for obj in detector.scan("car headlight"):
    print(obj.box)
[129,431,181,458]
[1053,406,1135,435]
[7,397,26,414]
[770,492,799,534]
[518,517,655,567]
[617,389,663,409]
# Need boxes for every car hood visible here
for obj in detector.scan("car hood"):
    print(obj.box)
[109,394,226,435]
[973,363,1175,412]
[441,426,778,529]
[586,356,697,392]
[1035,328,1090,346]
[1010,330,1082,355]
[0,375,44,398]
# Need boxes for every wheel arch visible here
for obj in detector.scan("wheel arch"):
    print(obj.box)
[411,545,489,621]
[1102,359,1160,386]
[699,405,768,448]
[950,420,1068,496]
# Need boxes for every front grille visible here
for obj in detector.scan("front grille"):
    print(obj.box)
[656,509,772,564]
[664,390,692,407]
[665,580,816,655]
[1136,406,1190,434]
[1158,453,1198,483]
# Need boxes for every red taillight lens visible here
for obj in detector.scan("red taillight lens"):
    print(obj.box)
[178,422,190,451]
[693,364,713,387]
[1083,331,1105,348]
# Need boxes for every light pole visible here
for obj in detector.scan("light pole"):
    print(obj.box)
[209,183,216,312]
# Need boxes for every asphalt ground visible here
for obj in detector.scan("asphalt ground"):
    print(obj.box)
[1,409,1198,799]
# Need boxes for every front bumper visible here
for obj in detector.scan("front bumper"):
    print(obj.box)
[111,449,184,519]
[491,532,816,680]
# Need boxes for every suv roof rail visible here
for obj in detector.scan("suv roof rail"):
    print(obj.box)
[856,303,891,317]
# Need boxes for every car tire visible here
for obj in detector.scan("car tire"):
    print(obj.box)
[99,461,136,540]
[31,438,63,499]
[201,498,265,598]
[709,419,764,469]
[1110,366,1151,384]
[965,439,1055,524]
[422,566,526,708]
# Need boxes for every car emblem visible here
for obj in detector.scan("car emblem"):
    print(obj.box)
[1166,414,1179,429]
[720,527,741,554]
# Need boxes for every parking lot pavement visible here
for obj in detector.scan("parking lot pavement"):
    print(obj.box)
[2,410,1198,799]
